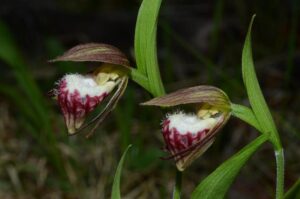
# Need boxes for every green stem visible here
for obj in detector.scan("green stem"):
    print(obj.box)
[173,170,182,199]
[135,1,184,198]
[275,148,285,199]
[231,103,285,199]
[129,68,151,91]
[231,103,263,133]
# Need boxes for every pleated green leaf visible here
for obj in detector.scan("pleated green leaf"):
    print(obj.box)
[241,15,281,148]
[242,15,284,199]
[111,145,132,199]
[134,0,165,96]
[191,135,268,199]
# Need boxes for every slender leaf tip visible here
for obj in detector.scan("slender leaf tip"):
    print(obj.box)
[111,144,132,199]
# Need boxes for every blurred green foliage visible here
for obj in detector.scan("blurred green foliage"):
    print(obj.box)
[0,21,67,180]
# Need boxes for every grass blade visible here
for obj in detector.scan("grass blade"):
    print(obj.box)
[285,178,300,199]
[191,134,268,199]
[111,145,132,199]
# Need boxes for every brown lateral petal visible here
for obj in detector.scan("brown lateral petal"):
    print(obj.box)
[75,76,129,138]
[142,85,231,110]
[50,43,130,68]
[86,76,128,138]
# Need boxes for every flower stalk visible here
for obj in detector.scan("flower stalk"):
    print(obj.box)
[275,148,285,199]
[173,170,182,199]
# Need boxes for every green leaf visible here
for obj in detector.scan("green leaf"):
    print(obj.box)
[111,145,132,199]
[242,15,284,199]
[191,135,268,199]
[231,103,262,132]
[285,178,300,199]
[134,0,165,96]
[241,15,281,148]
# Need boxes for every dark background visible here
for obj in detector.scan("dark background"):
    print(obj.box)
[0,0,299,198]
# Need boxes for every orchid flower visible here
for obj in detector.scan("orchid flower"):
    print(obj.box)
[143,86,231,171]
[50,43,130,137]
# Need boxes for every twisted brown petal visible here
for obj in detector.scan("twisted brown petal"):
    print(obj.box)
[72,76,128,138]
[142,85,231,110]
